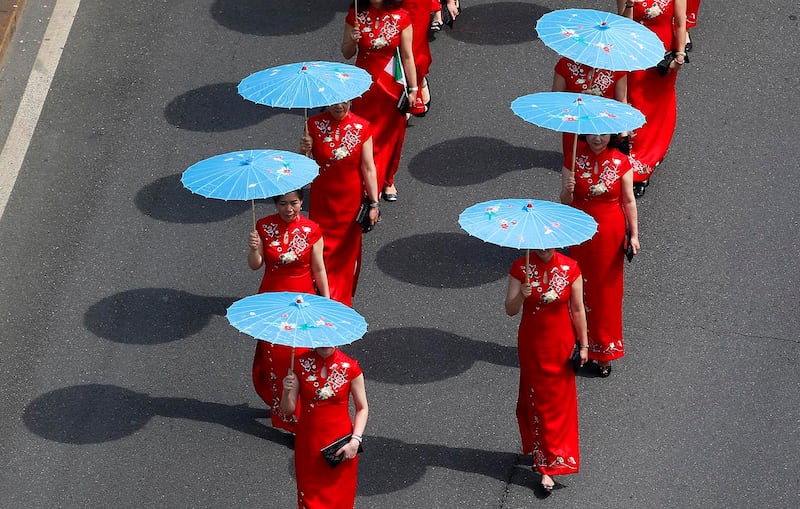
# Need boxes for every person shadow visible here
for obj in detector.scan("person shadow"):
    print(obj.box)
[22,384,536,496]
[22,384,292,447]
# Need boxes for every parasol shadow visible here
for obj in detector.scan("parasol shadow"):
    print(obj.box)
[164,83,305,133]
[375,232,518,288]
[407,136,562,187]
[84,288,235,345]
[134,174,250,223]
[210,0,346,36]
[345,327,516,385]
[440,2,550,46]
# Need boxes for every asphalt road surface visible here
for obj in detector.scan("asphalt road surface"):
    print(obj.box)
[1,1,798,508]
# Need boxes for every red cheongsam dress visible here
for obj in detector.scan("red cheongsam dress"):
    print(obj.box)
[686,0,701,29]
[510,253,581,476]
[307,110,373,307]
[293,349,362,509]
[346,5,411,189]
[627,0,681,182]
[403,0,434,85]
[568,144,631,363]
[252,213,321,432]
[554,57,627,167]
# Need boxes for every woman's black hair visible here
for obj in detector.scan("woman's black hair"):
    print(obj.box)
[352,0,404,15]
[272,189,304,204]
[577,133,621,149]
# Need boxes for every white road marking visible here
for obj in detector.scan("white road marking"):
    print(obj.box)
[0,0,80,222]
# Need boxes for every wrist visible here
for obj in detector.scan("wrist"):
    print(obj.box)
[369,201,380,208]
[351,434,363,443]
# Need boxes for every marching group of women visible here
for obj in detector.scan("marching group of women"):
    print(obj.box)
[240,0,698,506]
[508,0,699,495]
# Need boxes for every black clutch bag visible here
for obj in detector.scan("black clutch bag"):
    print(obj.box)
[569,344,581,372]
[355,198,378,233]
[320,434,363,468]
[622,226,634,262]
[656,51,688,76]
[441,0,462,28]
[397,88,410,114]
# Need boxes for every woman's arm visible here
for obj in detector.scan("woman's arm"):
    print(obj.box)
[310,238,330,298]
[569,276,589,365]
[617,0,634,17]
[360,137,380,225]
[399,25,419,104]
[341,23,360,59]
[339,373,368,460]
[671,0,688,69]
[552,72,567,93]
[560,167,575,205]
[620,170,640,253]
[248,231,264,270]
[614,73,628,104]
[280,371,299,416]
[445,0,460,20]
[504,275,530,316]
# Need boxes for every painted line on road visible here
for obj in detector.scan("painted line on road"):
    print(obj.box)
[0,0,80,222]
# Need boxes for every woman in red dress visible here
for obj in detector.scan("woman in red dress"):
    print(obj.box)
[619,0,687,196]
[247,190,330,432]
[561,134,639,377]
[505,248,588,494]
[402,0,436,114]
[282,347,368,509]
[552,56,628,167]
[341,0,420,201]
[301,101,380,307]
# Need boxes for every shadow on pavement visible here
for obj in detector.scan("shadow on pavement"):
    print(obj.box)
[22,384,290,446]
[84,289,234,344]
[210,0,345,36]
[23,384,531,496]
[443,2,549,46]
[375,232,517,288]
[407,136,561,187]
[135,174,250,223]
[347,327,516,384]
[164,82,292,132]
[358,436,525,495]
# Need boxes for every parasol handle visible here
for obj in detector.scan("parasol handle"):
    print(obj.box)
[354,0,359,28]
[302,109,312,158]
[525,249,530,285]
[251,199,257,231]
[289,347,295,375]
[570,134,578,177]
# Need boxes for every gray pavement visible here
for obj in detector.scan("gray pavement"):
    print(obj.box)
[0,1,798,508]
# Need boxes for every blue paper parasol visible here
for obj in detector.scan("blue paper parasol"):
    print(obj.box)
[536,8,665,71]
[458,199,598,250]
[181,149,318,202]
[226,292,368,349]
[511,92,645,135]
[238,61,372,109]
[181,149,319,229]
